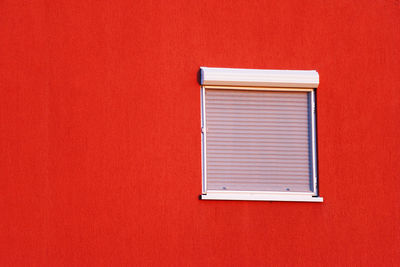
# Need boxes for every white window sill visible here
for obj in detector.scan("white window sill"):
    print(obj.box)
[200,192,323,202]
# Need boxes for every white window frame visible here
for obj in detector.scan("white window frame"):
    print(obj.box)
[200,67,323,202]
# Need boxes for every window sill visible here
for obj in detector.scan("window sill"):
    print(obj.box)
[200,192,323,202]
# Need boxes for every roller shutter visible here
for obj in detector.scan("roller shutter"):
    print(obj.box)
[204,89,313,193]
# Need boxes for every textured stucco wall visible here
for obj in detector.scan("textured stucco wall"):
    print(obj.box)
[1,0,399,266]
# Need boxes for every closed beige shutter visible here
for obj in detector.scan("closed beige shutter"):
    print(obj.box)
[204,89,313,193]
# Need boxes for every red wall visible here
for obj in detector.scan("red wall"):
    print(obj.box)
[1,1,399,266]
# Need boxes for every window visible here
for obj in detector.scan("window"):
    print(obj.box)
[200,67,323,202]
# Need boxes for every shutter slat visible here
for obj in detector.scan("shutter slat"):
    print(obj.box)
[208,133,309,139]
[208,143,308,148]
[208,162,309,167]
[208,146,308,152]
[208,137,308,143]
[207,171,310,176]
[207,154,308,160]
[207,109,308,115]
[209,126,309,132]
[208,158,309,163]
[206,90,307,98]
[207,118,308,123]
[207,103,308,109]
[208,166,309,171]
[206,113,307,119]
[207,122,308,128]
[209,179,310,184]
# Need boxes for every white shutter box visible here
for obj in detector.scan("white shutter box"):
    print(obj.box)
[200,67,319,88]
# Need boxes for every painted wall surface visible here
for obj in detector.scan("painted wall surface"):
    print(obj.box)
[1,1,399,266]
